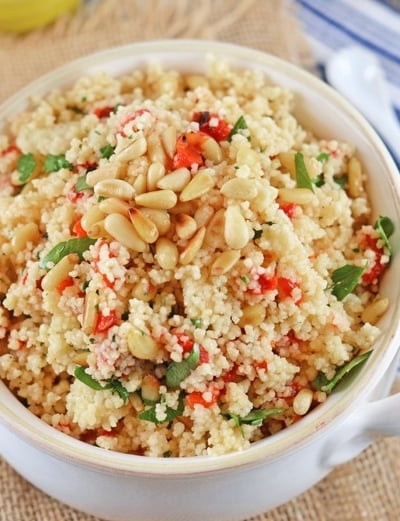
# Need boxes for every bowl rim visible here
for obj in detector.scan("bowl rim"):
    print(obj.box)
[1,38,400,476]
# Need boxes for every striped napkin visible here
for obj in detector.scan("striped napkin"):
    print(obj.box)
[295,0,400,118]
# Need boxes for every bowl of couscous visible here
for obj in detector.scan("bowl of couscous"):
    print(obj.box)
[0,39,400,521]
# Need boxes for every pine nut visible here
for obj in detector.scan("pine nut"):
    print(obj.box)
[210,249,241,276]
[127,327,162,361]
[180,171,215,202]
[86,162,123,187]
[293,388,313,416]
[168,201,195,215]
[98,197,130,217]
[361,297,389,324]
[115,136,147,161]
[147,162,165,191]
[175,213,197,240]
[135,189,177,210]
[161,126,177,158]
[82,289,98,334]
[348,156,363,198]
[179,226,206,265]
[12,222,40,253]
[132,278,157,302]
[128,207,159,243]
[239,303,266,327]
[204,208,225,249]
[103,213,147,252]
[224,205,249,249]
[85,219,112,240]
[140,208,171,235]
[156,168,190,192]
[147,133,167,165]
[221,178,258,200]
[132,173,147,195]
[141,374,161,403]
[155,238,179,270]
[94,179,135,200]
[202,136,222,163]
[278,187,315,205]
[194,204,214,227]
[41,253,79,292]
[81,206,106,233]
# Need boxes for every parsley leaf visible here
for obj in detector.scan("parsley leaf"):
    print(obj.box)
[40,237,97,269]
[76,173,92,192]
[100,144,115,159]
[295,152,314,191]
[374,215,394,256]
[74,366,131,403]
[228,115,248,142]
[138,392,185,424]
[331,264,365,301]
[17,153,36,183]
[44,154,72,173]
[166,343,200,388]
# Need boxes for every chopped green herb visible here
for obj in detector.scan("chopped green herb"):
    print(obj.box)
[295,152,314,191]
[225,407,285,428]
[374,215,394,256]
[17,153,36,183]
[100,144,115,159]
[74,366,130,402]
[97,196,107,202]
[240,275,250,284]
[331,263,365,301]
[312,350,372,394]
[253,228,263,240]
[228,115,248,142]
[190,317,203,329]
[165,343,200,388]
[316,152,330,163]
[39,237,97,269]
[44,154,72,173]
[138,392,185,424]
[333,175,347,189]
[312,173,325,187]
[76,173,92,192]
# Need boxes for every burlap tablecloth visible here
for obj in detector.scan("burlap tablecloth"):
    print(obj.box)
[0,1,399,520]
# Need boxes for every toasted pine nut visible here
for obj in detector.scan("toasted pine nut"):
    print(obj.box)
[161,126,177,158]
[141,374,161,403]
[132,278,157,302]
[82,289,98,334]
[132,173,147,195]
[175,213,197,240]
[146,133,167,165]
[204,208,225,249]
[81,206,106,233]
[127,327,161,360]
[202,136,222,163]
[348,156,363,198]
[12,223,40,253]
[135,190,177,210]
[155,238,179,270]
[103,213,147,252]
[140,208,171,235]
[180,171,215,202]
[293,388,313,416]
[168,201,195,215]
[128,207,159,243]
[211,249,241,276]
[361,297,389,324]
[156,168,190,192]
[71,351,89,367]
[278,187,315,205]
[147,162,165,191]
[94,179,135,200]
[41,253,79,292]
[99,197,130,217]
[239,303,266,328]
[115,136,147,161]
[221,178,258,200]
[179,226,206,265]
[85,219,112,240]
[86,163,123,187]
[224,205,249,249]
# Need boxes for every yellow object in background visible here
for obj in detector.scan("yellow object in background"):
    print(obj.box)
[0,0,82,33]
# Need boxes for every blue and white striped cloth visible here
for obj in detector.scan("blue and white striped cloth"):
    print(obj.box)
[295,0,400,119]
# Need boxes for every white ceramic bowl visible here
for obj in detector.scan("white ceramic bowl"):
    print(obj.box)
[1,40,400,521]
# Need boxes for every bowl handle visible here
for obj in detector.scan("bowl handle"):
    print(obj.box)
[321,392,400,469]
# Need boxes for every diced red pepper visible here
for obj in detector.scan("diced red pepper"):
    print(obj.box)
[186,385,220,408]
[1,144,21,156]
[279,202,298,219]
[222,365,238,383]
[361,233,387,285]
[74,161,98,174]
[172,132,208,169]
[93,106,114,119]
[192,112,231,142]
[277,277,303,305]
[176,332,209,364]
[118,109,151,137]
[247,273,278,295]
[67,185,85,204]
[253,360,268,372]
[72,216,87,237]
[94,309,118,334]
[56,276,74,294]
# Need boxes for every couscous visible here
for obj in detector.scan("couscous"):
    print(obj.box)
[0,59,393,457]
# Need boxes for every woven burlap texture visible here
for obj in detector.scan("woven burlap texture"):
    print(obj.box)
[0,1,399,520]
